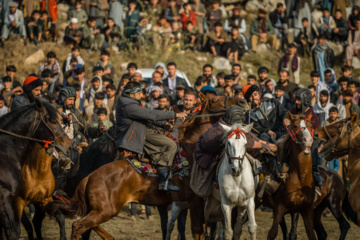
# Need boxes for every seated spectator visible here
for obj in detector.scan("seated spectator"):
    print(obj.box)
[64,46,85,73]
[182,21,200,50]
[191,0,206,34]
[295,18,315,57]
[108,0,123,35]
[278,42,300,84]
[91,107,113,130]
[40,11,58,42]
[348,6,360,31]
[345,19,360,67]
[94,50,114,79]
[348,80,360,105]
[250,8,278,53]
[226,27,246,63]
[64,18,83,46]
[38,51,62,80]
[126,0,141,43]
[152,16,172,50]
[331,9,348,43]
[40,0,58,24]
[207,22,230,57]
[84,92,110,124]
[146,0,162,25]
[169,21,182,51]
[206,0,222,31]
[312,35,335,82]
[0,96,8,118]
[310,70,327,96]
[224,74,235,97]
[224,7,246,35]
[137,16,153,48]
[68,0,88,26]
[247,75,257,85]
[81,17,104,51]
[307,85,317,106]
[164,0,180,25]
[26,10,43,45]
[257,66,276,96]
[180,2,196,30]
[314,89,335,126]
[157,94,171,110]
[85,75,103,103]
[88,0,108,29]
[269,3,288,49]
[73,83,88,114]
[102,18,122,49]
[315,8,335,39]
[1,2,26,47]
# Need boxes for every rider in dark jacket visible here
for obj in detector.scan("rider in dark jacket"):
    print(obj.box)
[115,81,187,191]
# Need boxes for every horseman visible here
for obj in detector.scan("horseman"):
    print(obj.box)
[291,88,323,186]
[115,81,187,191]
[242,84,290,179]
[191,105,278,198]
[11,75,43,111]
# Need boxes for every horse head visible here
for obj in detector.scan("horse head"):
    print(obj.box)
[288,112,314,155]
[32,98,73,162]
[221,123,253,177]
[317,114,359,161]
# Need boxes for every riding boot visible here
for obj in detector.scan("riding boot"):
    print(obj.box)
[312,161,323,187]
[157,167,180,192]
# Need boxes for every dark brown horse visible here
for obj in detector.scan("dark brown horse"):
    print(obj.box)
[279,165,350,240]
[261,113,316,240]
[45,95,248,240]
[316,114,360,225]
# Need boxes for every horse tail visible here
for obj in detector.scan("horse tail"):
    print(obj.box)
[342,190,358,225]
[46,177,89,218]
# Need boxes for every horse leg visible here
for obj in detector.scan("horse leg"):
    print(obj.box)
[289,213,299,240]
[177,208,188,240]
[0,196,21,240]
[157,205,169,240]
[221,201,233,240]
[93,226,114,240]
[267,205,285,240]
[327,199,350,240]
[166,202,182,240]
[189,197,205,240]
[246,198,257,240]
[21,211,35,240]
[54,209,67,240]
[233,206,246,240]
[313,203,327,240]
[299,206,316,240]
[279,216,289,240]
[32,205,46,240]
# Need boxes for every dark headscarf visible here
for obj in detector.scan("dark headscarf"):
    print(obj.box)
[57,86,76,107]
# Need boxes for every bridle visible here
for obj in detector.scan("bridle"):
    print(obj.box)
[208,96,230,113]
[226,128,246,169]
[285,115,314,144]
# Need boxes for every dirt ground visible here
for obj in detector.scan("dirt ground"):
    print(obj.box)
[20,205,359,240]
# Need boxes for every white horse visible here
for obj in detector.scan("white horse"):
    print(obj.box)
[205,123,258,240]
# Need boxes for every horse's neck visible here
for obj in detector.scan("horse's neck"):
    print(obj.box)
[348,134,360,181]
[289,143,313,185]
[24,144,52,175]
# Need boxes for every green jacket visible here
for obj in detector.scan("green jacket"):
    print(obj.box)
[249,18,274,35]
[69,9,88,26]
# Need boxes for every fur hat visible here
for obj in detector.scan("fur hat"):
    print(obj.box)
[23,76,43,93]
[242,84,260,101]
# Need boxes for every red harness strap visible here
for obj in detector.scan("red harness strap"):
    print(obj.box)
[42,140,52,149]
[54,195,72,205]
[285,115,314,142]
[228,129,245,139]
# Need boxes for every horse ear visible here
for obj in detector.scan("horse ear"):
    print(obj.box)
[242,123,253,133]
[198,92,207,103]
[35,98,46,113]
[219,122,231,133]
[288,111,294,120]
[351,113,358,127]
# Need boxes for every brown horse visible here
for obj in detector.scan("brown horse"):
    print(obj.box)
[316,114,360,225]
[45,95,248,240]
[261,113,316,240]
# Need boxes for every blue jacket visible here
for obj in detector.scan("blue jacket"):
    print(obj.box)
[326,158,340,172]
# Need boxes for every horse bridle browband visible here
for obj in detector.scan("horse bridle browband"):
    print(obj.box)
[226,128,246,169]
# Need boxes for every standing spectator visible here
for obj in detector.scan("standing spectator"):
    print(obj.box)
[39,0,57,23]
[314,89,334,126]
[180,2,196,31]
[26,10,42,45]
[0,65,19,88]
[68,0,88,26]
[169,21,182,51]
[73,83,88,114]
[231,63,242,84]
[84,92,109,124]
[86,75,103,103]
[310,71,327,96]
[274,84,289,105]
[147,0,162,25]
[224,75,235,97]
[94,50,114,79]
[152,16,172,50]
[250,8,278,53]
[269,3,288,50]
[206,0,222,32]
[125,0,141,43]
[323,106,341,126]
[102,18,122,49]
[257,66,276,96]
[38,51,61,78]
[182,21,200,50]
[91,107,113,130]
[40,10,58,42]
[82,17,104,51]
[175,85,185,104]
[23,0,41,19]
[226,27,246,63]
[277,69,298,98]
[295,18,315,57]
[191,0,205,34]
[345,19,360,67]
[64,18,83,46]
[0,96,8,117]
[278,42,300,84]
[164,0,180,25]
[64,46,85,73]
[108,0,123,34]
[312,34,335,82]
[315,8,335,39]
[331,9,348,43]
[338,90,360,118]
[323,68,337,97]
[348,80,360,105]
[341,65,353,81]
[194,75,208,93]
[1,2,26,47]
[157,94,170,110]
[104,84,116,121]
[348,6,360,31]
[162,62,188,99]
[207,22,229,57]
[307,85,317,106]
[332,0,347,19]
[202,64,217,87]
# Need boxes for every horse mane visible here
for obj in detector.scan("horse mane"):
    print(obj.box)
[275,134,291,162]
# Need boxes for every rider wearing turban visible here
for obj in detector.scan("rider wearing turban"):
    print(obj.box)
[11,75,43,112]
[291,88,323,186]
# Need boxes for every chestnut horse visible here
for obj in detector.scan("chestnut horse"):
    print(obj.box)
[316,114,360,225]
[260,113,317,240]
[279,165,350,240]
[0,99,73,240]
[45,95,248,240]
